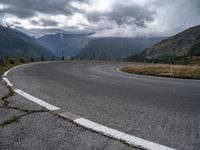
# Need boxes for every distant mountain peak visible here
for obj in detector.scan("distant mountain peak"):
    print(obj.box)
[125,25,200,64]
[37,33,91,57]
[76,37,166,60]
[0,25,54,59]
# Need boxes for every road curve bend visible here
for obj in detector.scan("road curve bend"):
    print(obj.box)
[6,60,200,150]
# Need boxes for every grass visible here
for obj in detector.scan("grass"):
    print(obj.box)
[0,58,61,75]
[121,64,200,79]
[0,62,24,75]
[1,86,14,106]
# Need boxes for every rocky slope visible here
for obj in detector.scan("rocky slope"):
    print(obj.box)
[126,25,200,64]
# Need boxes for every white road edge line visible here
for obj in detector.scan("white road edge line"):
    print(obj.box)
[2,77,13,86]
[3,70,9,77]
[3,64,26,77]
[74,118,175,150]
[14,89,60,111]
[116,66,126,73]
[2,62,176,150]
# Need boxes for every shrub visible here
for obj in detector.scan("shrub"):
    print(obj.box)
[20,58,25,63]
[30,58,35,62]
[9,59,15,64]
[41,57,45,61]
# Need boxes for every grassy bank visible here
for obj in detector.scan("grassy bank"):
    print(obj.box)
[120,64,200,79]
[0,62,24,75]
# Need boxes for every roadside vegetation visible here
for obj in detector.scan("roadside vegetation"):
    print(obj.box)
[120,64,200,79]
[0,58,24,75]
[0,57,54,75]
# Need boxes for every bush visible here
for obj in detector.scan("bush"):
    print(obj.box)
[41,57,45,61]
[9,59,15,64]
[0,59,4,66]
[20,58,25,63]
[30,58,35,62]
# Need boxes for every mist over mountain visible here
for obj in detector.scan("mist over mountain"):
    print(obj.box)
[38,33,92,57]
[125,25,200,64]
[76,37,166,60]
[0,25,54,59]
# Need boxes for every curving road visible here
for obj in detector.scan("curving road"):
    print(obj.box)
[7,60,200,150]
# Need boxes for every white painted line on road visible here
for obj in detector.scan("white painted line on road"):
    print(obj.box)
[3,70,9,77]
[120,134,174,150]
[2,77,13,86]
[2,62,176,150]
[74,117,125,139]
[116,67,126,73]
[74,118,175,150]
[14,89,60,111]
[3,64,25,77]
[59,112,80,120]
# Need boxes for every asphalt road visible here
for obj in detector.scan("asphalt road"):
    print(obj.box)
[7,60,200,150]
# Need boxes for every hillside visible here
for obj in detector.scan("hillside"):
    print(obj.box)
[38,33,91,57]
[126,25,200,64]
[76,37,166,60]
[0,25,54,59]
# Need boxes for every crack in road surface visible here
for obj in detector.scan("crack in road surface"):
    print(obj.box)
[2,60,200,150]
[0,84,48,126]
[0,80,139,150]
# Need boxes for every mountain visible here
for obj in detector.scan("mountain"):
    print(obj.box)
[37,33,91,57]
[75,37,166,60]
[0,25,54,59]
[126,25,200,64]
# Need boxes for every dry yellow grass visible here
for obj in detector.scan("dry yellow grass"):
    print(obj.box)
[121,64,200,79]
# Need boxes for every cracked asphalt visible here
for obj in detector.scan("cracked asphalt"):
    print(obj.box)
[0,81,137,150]
[4,60,200,150]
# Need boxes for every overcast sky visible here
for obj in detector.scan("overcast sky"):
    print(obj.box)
[0,0,200,38]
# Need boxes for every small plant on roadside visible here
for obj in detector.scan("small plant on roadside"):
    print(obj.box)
[41,57,45,61]
[20,58,25,63]
[30,57,35,62]
[9,59,15,64]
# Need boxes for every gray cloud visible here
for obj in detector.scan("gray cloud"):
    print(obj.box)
[39,19,58,27]
[87,4,155,27]
[0,7,36,18]
[0,0,74,18]
[0,0,200,37]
